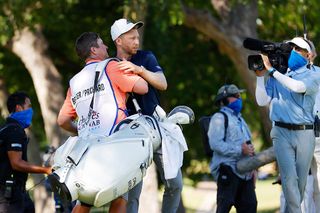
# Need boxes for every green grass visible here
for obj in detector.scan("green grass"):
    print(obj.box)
[37,177,281,212]
[182,178,281,213]
[255,178,281,212]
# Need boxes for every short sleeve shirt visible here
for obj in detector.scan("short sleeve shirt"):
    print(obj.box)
[59,60,142,124]
[127,50,164,116]
[0,118,28,186]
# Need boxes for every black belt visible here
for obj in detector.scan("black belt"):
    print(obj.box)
[275,121,314,130]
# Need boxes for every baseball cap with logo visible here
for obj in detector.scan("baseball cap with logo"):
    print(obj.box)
[111,18,144,41]
[286,37,312,53]
[214,84,245,103]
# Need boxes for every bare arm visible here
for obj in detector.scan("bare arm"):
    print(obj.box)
[8,151,51,175]
[139,68,167,91]
[118,61,167,90]
[57,89,78,134]
[132,78,148,94]
[57,113,77,134]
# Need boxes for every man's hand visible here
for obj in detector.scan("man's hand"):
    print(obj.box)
[260,54,273,70]
[118,60,143,75]
[254,69,266,77]
[253,170,258,188]
[44,166,52,175]
[241,143,255,156]
[254,54,273,77]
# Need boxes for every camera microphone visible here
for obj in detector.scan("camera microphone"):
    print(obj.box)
[243,38,273,51]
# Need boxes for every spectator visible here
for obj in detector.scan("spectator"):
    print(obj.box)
[208,84,257,213]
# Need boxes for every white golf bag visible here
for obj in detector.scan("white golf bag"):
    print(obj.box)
[48,105,194,207]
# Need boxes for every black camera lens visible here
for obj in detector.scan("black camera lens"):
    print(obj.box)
[248,55,265,71]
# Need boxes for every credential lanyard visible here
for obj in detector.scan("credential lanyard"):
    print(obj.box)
[83,71,100,129]
[81,58,118,134]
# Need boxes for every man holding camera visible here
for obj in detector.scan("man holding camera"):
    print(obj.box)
[208,84,257,213]
[255,37,320,213]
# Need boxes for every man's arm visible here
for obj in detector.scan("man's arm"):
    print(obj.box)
[260,54,306,93]
[107,61,148,95]
[8,151,51,175]
[57,89,78,134]
[118,60,167,91]
[132,78,148,94]
[57,113,77,134]
[255,76,271,106]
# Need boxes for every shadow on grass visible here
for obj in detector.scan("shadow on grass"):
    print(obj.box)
[258,207,279,213]
[184,207,279,213]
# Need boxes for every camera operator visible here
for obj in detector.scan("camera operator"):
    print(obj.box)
[255,36,320,213]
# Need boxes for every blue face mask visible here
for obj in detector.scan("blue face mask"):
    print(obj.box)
[10,108,33,128]
[227,98,243,114]
[288,50,308,71]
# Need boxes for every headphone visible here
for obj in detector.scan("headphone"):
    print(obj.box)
[221,85,230,106]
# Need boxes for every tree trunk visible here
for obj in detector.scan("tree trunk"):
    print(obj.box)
[237,146,275,173]
[0,77,9,117]
[7,26,69,213]
[139,163,160,213]
[182,1,272,144]
[9,26,68,147]
[26,129,55,213]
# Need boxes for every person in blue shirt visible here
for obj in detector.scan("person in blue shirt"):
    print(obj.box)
[110,18,184,213]
[255,37,320,213]
[208,84,257,213]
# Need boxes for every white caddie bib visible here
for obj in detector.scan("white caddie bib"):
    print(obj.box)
[70,59,118,136]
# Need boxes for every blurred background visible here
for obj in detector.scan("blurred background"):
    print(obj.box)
[0,0,318,212]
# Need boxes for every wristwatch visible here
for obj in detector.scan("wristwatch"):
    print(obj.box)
[268,67,276,77]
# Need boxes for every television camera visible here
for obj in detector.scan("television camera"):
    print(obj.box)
[243,38,292,73]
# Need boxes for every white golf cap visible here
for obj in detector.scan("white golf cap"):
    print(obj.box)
[287,37,312,53]
[111,18,144,41]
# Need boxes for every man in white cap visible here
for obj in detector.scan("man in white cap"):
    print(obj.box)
[110,19,183,213]
[255,36,320,213]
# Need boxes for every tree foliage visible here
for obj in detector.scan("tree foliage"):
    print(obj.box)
[1,0,320,181]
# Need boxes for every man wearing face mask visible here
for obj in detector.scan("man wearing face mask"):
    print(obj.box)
[255,37,320,213]
[208,84,257,213]
[0,92,52,213]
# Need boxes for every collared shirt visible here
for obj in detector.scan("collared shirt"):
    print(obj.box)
[208,107,252,181]
[266,65,320,124]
